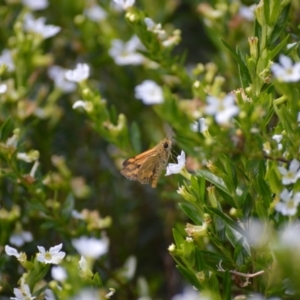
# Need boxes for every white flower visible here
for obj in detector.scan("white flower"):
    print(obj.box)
[190,117,208,133]
[5,245,21,259]
[0,49,15,72]
[171,286,200,300]
[65,63,90,82]
[51,266,67,281]
[24,14,60,39]
[84,5,107,22]
[121,256,136,280]
[113,0,135,10]
[239,4,256,21]
[72,100,88,109]
[48,65,76,93]
[72,236,109,259]
[44,289,56,300]
[0,84,7,94]
[10,230,33,247]
[37,243,66,264]
[205,94,239,125]
[166,151,186,176]
[105,288,116,299]
[272,134,283,143]
[17,150,39,163]
[272,134,283,151]
[109,35,145,65]
[72,289,100,300]
[271,55,300,82]
[22,0,48,10]
[287,42,297,50]
[278,159,300,185]
[279,222,300,249]
[72,209,84,219]
[78,255,88,272]
[134,80,164,105]
[5,245,27,263]
[275,189,300,216]
[144,17,166,39]
[11,282,35,300]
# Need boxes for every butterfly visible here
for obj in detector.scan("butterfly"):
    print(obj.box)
[121,138,172,188]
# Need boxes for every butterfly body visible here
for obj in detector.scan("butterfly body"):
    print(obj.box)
[121,138,172,188]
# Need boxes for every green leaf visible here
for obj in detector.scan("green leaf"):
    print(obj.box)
[0,118,14,142]
[223,270,232,300]
[216,189,237,208]
[267,34,289,61]
[269,4,290,44]
[176,265,202,290]
[241,191,252,218]
[196,170,230,195]
[182,240,195,267]
[263,0,270,25]
[195,248,205,272]
[221,40,251,88]
[179,202,204,225]
[206,206,245,235]
[130,122,141,153]
[254,175,272,207]
[226,225,251,256]
[172,228,185,248]
[93,273,103,287]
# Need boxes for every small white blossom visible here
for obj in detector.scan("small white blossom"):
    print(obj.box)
[11,282,35,300]
[122,256,136,280]
[17,150,39,163]
[287,42,297,50]
[171,286,201,300]
[144,17,166,39]
[5,246,27,263]
[84,5,107,22]
[37,243,66,264]
[78,255,88,272]
[109,36,145,65]
[239,5,256,21]
[272,134,283,151]
[22,0,48,10]
[10,230,33,247]
[0,49,15,72]
[24,13,60,39]
[48,65,76,93]
[105,288,116,299]
[0,84,7,94]
[168,243,175,252]
[51,266,67,281]
[72,209,84,219]
[73,289,100,300]
[297,112,300,122]
[275,189,300,216]
[113,0,135,10]
[271,55,300,82]
[135,80,164,105]
[44,289,55,300]
[190,118,208,133]
[278,159,300,185]
[279,222,300,249]
[72,236,109,259]
[5,245,21,259]
[65,63,90,82]
[205,94,239,125]
[72,100,88,109]
[166,151,186,176]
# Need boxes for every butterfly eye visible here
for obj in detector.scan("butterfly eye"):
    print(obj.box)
[163,142,169,148]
